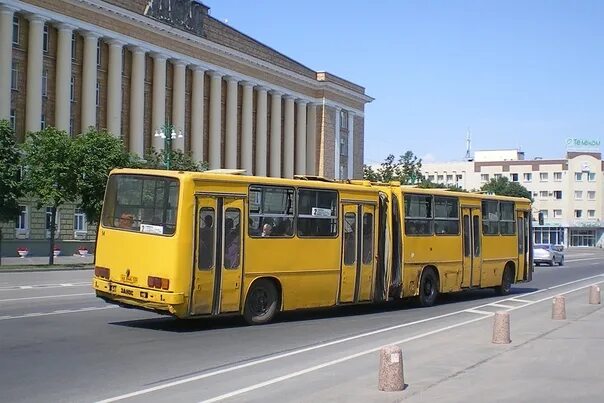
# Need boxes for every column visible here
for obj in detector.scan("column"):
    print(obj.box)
[129,47,145,155]
[208,71,223,169]
[306,102,318,175]
[172,60,186,151]
[81,31,99,130]
[269,90,282,177]
[334,107,341,179]
[54,24,74,131]
[25,15,45,133]
[151,53,166,150]
[347,112,355,179]
[295,99,308,176]
[0,5,16,120]
[283,95,295,178]
[224,76,238,169]
[255,86,268,177]
[106,39,124,137]
[190,66,205,163]
[240,81,254,175]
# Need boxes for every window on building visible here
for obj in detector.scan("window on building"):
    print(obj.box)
[494,173,502,180]
[42,69,48,97]
[340,110,348,129]
[437,175,444,183]
[554,172,562,181]
[428,175,435,182]
[69,118,74,135]
[554,190,563,200]
[539,210,548,219]
[553,209,562,218]
[74,208,87,232]
[446,174,453,183]
[297,189,338,237]
[539,191,548,199]
[12,16,19,45]
[96,81,100,107]
[588,210,596,218]
[97,41,102,66]
[339,135,347,157]
[511,173,519,182]
[575,210,582,219]
[588,172,596,182]
[40,114,45,130]
[523,173,532,182]
[15,206,28,230]
[588,191,596,200]
[540,172,548,182]
[481,174,489,182]
[71,32,77,61]
[575,172,583,181]
[248,186,295,237]
[11,62,18,90]
[43,24,49,52]
[70,76,75,102]
[455,174,463,183]
[574,191,583,200]
[9,109,16,130]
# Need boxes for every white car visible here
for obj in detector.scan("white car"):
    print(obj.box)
[533,244,564,266]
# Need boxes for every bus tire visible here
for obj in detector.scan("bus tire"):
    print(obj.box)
[495,265,514,296]
[418,268,439,307]
[243,279,279,325]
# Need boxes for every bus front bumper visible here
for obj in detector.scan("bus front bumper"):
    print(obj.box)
[93,278,185,313]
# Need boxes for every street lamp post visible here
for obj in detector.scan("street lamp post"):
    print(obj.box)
[154,122,183,170]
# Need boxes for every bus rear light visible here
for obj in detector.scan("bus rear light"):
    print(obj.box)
[147,276,169,290]
[95,267,110,279]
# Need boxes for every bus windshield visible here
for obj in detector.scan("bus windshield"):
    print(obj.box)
[101,174,179,235]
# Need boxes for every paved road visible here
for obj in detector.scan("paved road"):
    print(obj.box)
[0,248,603,402]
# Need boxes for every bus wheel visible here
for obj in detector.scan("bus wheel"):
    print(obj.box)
[495,266,514,296]
[243,279,279,325]
[418,268,439,307]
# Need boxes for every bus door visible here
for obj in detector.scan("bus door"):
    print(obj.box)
[461,207,482,287]
[339,204,375,303]
[190,195,244,316]
[517,211,531,282]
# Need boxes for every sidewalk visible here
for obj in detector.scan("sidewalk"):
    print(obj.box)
[0,255,94,271]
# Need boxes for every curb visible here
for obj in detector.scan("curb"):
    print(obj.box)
[0,265,93,273]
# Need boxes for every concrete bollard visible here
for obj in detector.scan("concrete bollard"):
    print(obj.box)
[378,345,405,392]
[492,311,511,344]
[552,295,566,320]
[589,285,601,305]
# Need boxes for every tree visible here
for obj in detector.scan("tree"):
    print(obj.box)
[481,177,533,200]
[21,127,79,265]
[0,120,23,265]
[363,151,424,184]
[138,148,208,172]
[72,128,133,226]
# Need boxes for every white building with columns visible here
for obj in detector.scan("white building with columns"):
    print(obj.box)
[0,0,373,256]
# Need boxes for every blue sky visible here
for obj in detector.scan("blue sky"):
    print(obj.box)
[205,0,604,164]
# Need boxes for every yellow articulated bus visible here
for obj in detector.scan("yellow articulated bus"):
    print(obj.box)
[93,169,533,324]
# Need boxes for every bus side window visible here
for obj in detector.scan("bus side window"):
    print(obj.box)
[198,208,215,270]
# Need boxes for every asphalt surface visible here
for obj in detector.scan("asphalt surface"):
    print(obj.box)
[1,248,603,402]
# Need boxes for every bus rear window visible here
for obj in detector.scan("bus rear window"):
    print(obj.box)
[101,174,179,235]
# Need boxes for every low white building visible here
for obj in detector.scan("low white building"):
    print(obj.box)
[422,140,604,247]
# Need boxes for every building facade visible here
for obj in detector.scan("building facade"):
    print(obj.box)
[0,0,372,256]
[422,145,604,248]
